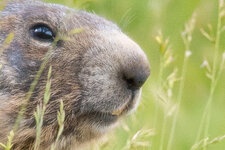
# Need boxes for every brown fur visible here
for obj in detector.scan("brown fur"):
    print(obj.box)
[0,0,150,149]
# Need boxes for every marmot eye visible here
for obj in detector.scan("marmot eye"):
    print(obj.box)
[30,24,55,42]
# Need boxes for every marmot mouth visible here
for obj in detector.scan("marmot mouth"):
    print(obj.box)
[80,111,119,126]
[80,90,141,126]
[80,104,131,126]
[111,89,140,116]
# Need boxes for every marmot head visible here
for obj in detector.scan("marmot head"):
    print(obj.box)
[0,0,150,149]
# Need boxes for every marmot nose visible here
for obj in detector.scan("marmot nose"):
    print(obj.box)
[122,59,150,91]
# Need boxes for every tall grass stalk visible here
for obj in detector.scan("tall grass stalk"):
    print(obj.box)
[191,134,225,150]
[13,45,54,132]
[152,32,177,150]
[167,51,191,150]
[159,68,178,150]
[122,129,154,150]
[0,33,14,56]
[167,13,195,150]
[195,0,225,147]
[151,32,170,149]
[34,66,52,150]
[203,1,224,148]
[0,131,14,150]
[50,100,65,150]
[0,23,15,150]
[159,114,168,150]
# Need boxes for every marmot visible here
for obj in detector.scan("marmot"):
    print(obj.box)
[0,0,150,149]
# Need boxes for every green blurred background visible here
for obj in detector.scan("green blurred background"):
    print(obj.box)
[46,0,224,149]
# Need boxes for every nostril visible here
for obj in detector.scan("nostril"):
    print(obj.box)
[123,72,149,91]
[125,77,136,90]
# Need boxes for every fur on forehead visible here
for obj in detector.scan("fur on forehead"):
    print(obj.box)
[1,0,120,32]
